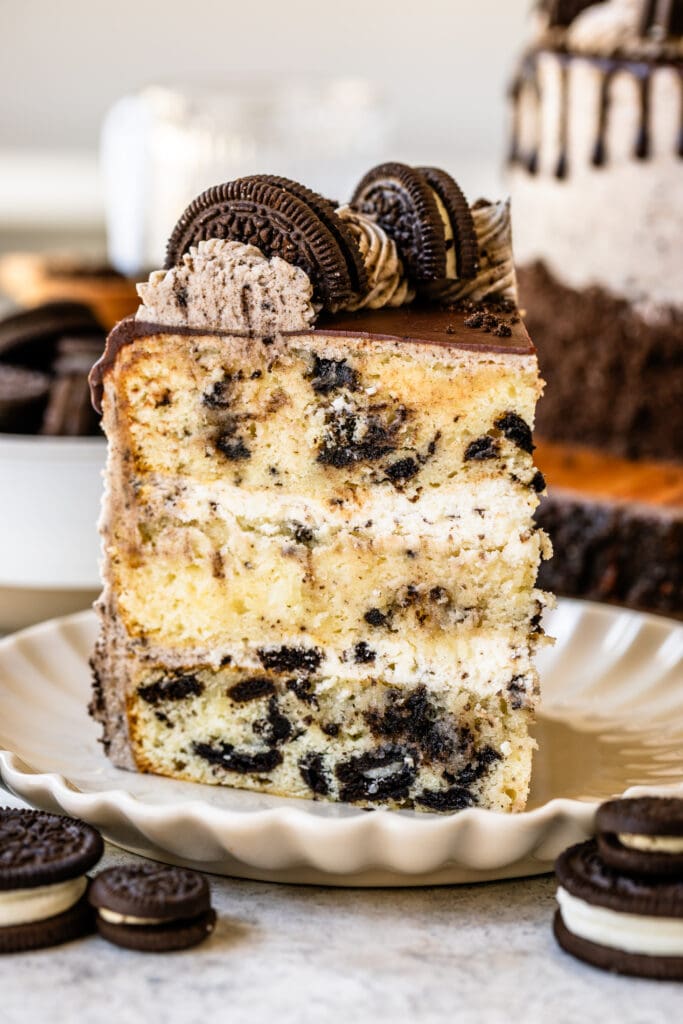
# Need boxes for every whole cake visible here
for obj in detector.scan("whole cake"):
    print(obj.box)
[89,165,551,812]
[509,0,683,615]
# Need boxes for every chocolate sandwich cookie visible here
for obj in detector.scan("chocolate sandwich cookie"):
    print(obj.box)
[0,301,103,370]
[416,167,479,282]
[256,176,369,299]
[89,864,215,952]
[0,808,103,953]
[596,797,683,878]
[350,162,447,282]
[40,336,104,436]
[0,364,51,432]
[554,839,683,979]
[165,176,362,309]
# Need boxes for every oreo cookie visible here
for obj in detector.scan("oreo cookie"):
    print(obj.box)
[0,808,103,953]
[417,167,479,281]
[596,796,683,878]
[350,162,447,282]
[40,337,104,437]
[89,864,216,952]
[0,303,105,435]
[350,162,480,288]
[0,364,51,432]
[554,838,683,979]
[165,176,363,309]
[257,176,368,299]
[0,301,103,370]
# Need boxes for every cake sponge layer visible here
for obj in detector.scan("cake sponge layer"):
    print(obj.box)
[119,662,534,812]
[107,330,542,499]
[111,511,548,647]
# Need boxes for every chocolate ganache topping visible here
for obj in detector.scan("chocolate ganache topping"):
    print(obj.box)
[89,168,521,411]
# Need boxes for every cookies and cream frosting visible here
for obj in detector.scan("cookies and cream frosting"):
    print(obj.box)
[0,876,87,927]
[557,886,683,956]
[431,200,518,305]
[135,208,516,328]
[136,238,318,335]
[136,214,419,329]
[336,206,414,311]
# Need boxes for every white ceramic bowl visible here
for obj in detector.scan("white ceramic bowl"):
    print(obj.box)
[0,434,104,631]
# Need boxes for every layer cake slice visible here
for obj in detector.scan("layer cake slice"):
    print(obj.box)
[89,168,551,812]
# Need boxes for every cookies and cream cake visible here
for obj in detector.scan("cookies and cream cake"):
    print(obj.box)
[508,1,683,615]
[89,166,551,812]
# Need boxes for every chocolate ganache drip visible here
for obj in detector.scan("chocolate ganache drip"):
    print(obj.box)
[509,50,683,177]
[639,0,683,38]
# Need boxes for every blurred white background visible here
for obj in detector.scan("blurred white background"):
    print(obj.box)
[0,0,532,249]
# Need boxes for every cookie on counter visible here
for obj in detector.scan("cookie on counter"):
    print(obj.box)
[553,797,683,980]
[89,863,216,952]
[0,808,103,953]
[596,797,683,878]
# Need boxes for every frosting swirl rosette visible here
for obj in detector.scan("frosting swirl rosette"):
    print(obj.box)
[335,206,414,311]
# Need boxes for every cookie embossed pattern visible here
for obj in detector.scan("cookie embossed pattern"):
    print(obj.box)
[0,809,102,953]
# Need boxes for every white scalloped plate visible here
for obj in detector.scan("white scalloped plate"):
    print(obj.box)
[1,600,682,886]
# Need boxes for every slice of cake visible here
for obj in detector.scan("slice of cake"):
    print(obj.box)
[89,167,551,812]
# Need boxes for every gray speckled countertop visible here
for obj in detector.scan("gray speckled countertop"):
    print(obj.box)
[1,791,681,1024]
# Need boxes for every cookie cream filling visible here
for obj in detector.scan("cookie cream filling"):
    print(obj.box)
[430,191,457,280]
[136,238,317,335]
[98,907,166,926]
[557,887,683,956]
[335,206,414,310]
[0,876,87,927]
[618,833,683,854]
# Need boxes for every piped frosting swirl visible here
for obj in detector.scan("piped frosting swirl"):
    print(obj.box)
[136,238,317,335]
[335,205,415,311]
[425,200,518,305]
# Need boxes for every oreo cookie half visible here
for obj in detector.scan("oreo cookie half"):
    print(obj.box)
[0,364,51,432]
[553,839,683,979]
[165,177,359,308]
[256,176,368,299]
[596,796,683,878]
[89,864,216,952]
[350,162,447,282]
[0,808,103,953]
[40,336,104,437]
[417,167,479,281]
[0,301,103,369]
